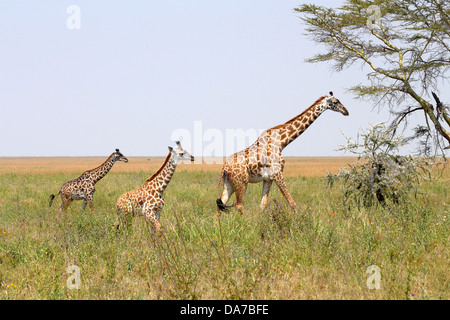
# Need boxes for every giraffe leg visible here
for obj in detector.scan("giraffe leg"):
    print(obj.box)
[260,180,273,210]
[155,209,161,222]
[153,201,165,236]
[274,173,297,212]
[142,201,163,236]
[82,197,95,212]
[116,204,127,230]
[116,195,133,230]
[81,200,87,211]
[88,200,95,212]
[234,182,248,215]
[84,191,95,212]
[154,209,165,237]
[116,210,123,230]
[144,211,162,235]
[60,194,72,213]
[227,166,249,215]
[59,187,73,213]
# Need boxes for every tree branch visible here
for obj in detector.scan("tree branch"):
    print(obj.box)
[297,1,450,153]
[392,107,423,130]
[432,92,450,127]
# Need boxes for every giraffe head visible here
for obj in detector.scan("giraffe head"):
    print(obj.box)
[113,149,129,163]
[323,92,349,116]
[168,141,194,162]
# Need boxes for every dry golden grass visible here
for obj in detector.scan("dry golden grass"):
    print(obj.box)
[0,156,358,177]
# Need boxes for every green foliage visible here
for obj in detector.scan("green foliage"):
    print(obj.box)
[326,123,436,207]
[296,0,450,154]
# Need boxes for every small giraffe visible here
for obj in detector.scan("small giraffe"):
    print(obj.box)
[216,92,349,214]
[49,149,128,213]
[116,141,194,234]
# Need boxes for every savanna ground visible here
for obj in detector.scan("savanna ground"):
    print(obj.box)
[0,157,448,299]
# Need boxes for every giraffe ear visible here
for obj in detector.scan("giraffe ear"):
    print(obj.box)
[168,146,173,152]
[175,141,181,146]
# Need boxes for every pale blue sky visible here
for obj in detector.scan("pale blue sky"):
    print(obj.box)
[0,1,440,157]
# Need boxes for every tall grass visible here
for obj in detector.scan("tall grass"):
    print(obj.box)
[0,161,448,299]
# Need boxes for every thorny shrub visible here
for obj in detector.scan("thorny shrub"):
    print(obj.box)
[326,123,437,208]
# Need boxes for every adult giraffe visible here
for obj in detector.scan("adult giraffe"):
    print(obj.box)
[216,92,349,214]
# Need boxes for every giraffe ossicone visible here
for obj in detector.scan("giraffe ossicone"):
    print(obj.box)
[116,141,194,234]
[49,149,129,213]
[217,93,349,214]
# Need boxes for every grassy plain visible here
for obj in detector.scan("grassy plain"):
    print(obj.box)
[0,156,448,299]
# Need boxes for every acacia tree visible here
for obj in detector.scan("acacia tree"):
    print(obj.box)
[296,0,450,155]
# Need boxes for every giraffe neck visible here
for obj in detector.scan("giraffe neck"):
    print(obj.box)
[274,98,327,150]
[144,152,177,194]
[86,154,116,184]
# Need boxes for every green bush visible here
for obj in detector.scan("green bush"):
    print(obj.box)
[326,123,436,208]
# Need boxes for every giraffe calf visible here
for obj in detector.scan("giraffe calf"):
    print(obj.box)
[116,142,194,234]
[49,149,128,213]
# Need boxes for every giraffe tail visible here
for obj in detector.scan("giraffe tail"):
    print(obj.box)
[49,192,59,207]
[216,168,233,212]
[216,198,232,212]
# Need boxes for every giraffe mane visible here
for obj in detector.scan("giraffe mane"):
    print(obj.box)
[85,153,114,173]
[270,96,326,130]
[145,152,172,183]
